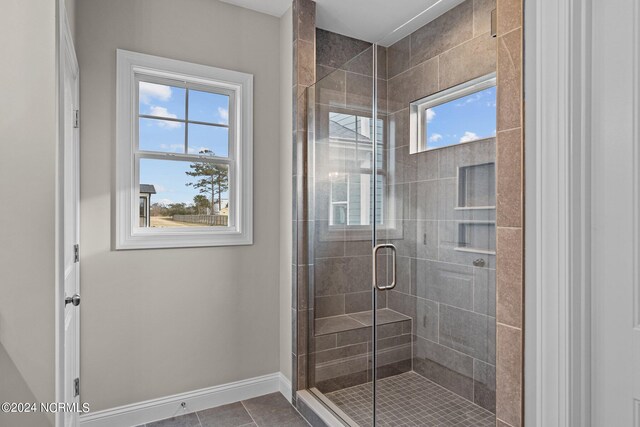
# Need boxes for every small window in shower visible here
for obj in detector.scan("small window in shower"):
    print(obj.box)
[410,73,496,153]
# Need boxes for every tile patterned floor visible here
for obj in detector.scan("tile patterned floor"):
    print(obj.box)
[142,393,310,427]
[325,372,495,427]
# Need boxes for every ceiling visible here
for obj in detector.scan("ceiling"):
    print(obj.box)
[219,0,465,46]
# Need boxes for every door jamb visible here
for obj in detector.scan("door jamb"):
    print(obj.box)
[524,0,592,425]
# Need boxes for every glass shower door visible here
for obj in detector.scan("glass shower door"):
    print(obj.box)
[372,56,498,427]
[307,46,379,426]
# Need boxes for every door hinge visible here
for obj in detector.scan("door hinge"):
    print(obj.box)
[74,109,80,128]
[74,378,79,397]
[74,244,79,263]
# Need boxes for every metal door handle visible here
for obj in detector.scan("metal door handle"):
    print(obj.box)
[372,243,397,290]
[65,294,81,306]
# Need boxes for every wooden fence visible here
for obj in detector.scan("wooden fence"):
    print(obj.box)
[173,214,229,226]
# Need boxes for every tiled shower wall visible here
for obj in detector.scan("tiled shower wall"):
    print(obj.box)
[291,0,315,400]
[494,0,524,426]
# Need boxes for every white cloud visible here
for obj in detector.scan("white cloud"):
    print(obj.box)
[156,198,173,206]
[428,133,443,143]
[149,106,181,129]
[459,131,480,143]
[217,107,229,124]
[456,93,483,107]
[159,143,184,152]
[426,109,436,123]
[139,82,172,104]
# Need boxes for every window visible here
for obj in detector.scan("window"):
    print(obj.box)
[410,73,496,153]
[116,50,253,249]
[327,112,384,227]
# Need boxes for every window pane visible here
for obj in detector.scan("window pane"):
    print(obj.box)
[331,175,348,202]
[139,158,229,228]
[332,204,347,225]
[188,90,230,125]
[188,124,229,157]
[329,113,357,140]
[138,81,186,120]
[139,117,185,153]
[425,86,496,150]
[356,116,372,141]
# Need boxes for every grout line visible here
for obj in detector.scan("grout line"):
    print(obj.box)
[391,32,491,86]
[194,410,203,427]
[496,416,515,426]
[240,400,259,427]
[498,25,523,39]
[497,321,522,331]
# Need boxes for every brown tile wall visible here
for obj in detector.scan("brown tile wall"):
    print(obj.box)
[495,0,524,425]
[292,0,316,401]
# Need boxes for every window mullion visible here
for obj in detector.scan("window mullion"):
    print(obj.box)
[184,88,190,154]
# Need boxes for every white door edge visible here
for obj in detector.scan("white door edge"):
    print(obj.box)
[56,1,80,426]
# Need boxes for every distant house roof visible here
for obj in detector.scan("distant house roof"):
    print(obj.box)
[140,184,156,194]
[329,117,371,142]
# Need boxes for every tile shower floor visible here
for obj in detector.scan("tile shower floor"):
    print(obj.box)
[325,372,495,427]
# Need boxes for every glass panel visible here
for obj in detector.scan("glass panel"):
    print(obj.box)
[304,5,497,426]
[138,81,186,120]
[139,158,229,228]
[305,45,376,426]
[188,89,230,125]
[376,85,497,427]
[187,123,229,157]
[425,86,496,150]
[139,117,184,153]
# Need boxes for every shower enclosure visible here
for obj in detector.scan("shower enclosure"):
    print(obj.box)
[299,2,498,425]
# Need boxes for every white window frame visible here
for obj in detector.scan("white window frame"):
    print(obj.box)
[410,72,496,154]
[116,49,253,249]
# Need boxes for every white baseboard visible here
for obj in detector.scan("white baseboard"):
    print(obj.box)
[80,372,292,427]
[279,373,292,403]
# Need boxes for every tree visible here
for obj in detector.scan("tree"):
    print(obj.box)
[185,150,228,214]
[193,194,210,214]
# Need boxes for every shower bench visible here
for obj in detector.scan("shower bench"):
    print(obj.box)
[311,308,412,393]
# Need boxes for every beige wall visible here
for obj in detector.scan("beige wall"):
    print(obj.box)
[0,343,51,427]
[76,0,282,411]
[0,1,56,425]
[64,0,75,40]
[279,6,293,382]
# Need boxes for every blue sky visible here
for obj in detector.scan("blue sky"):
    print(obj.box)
[138,82,230,205]
[425,86,496,149]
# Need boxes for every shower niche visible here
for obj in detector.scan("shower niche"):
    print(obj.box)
[457,162,496,210]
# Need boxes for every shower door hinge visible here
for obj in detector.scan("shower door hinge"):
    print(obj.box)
[74,244,79,263]
[74,378,80,397]
[491,9,497,37]
[74,109,80,128]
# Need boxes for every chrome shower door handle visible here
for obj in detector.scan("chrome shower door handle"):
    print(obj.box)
[372,243,397,290]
